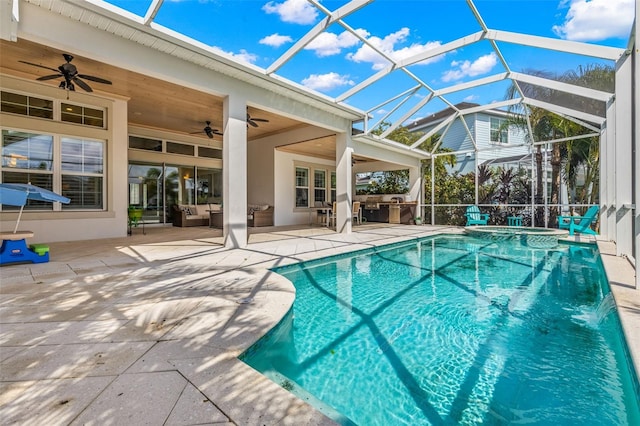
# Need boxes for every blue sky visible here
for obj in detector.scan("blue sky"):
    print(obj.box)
[105,0,634,122]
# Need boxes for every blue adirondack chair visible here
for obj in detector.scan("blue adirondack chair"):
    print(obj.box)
[465,205,489,226]
[558,206,599,235]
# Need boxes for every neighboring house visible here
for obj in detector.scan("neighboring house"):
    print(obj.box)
[406,102,528,174]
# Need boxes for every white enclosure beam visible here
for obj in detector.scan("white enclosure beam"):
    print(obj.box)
[267,0,372,74]
[602,102,615,241]
[0,0,19,41]
[524,98,605,125]
[615,55,633,257]
[510,72,613,103]
[337,31,484,102]
[143,0,163,26]
[433,73,508,97]
[486,30,625,61]
[634,9,640,289]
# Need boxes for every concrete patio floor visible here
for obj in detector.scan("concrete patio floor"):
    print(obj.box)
[0,224,638,425]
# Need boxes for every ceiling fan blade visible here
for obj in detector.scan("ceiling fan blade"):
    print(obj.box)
[72,77,93,92]
[78,74,112,85]
[189,131,203,135]
[18,60,60,73]
[248,119,259,127]
[213,130,223,136]
[253,118,269,123]
[36,74,63,81]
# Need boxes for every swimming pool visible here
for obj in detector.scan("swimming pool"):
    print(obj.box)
[241,235,640,425]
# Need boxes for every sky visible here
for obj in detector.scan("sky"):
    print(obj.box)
[105,0,635,124]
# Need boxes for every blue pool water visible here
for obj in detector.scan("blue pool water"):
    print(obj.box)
[241,235,640,425]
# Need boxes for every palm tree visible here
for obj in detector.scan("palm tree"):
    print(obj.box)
[505,64,613,223]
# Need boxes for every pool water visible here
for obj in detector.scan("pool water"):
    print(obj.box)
[241,235,640,425]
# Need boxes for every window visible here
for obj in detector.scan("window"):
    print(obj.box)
[129,136,162,151]
[490,117,508,144]
[314,170,326,203]
[166,141,195,156]
[295,167,309,208]
[198,146,222,159]
[61,137,104,209]
[1,130,53,171]
[1,130,105,211]
[1,91,53,119]
[61,103,105,127]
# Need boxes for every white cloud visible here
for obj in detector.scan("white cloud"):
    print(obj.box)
[346,28,444,71]
[463,94,479,102]
[441,52,497,82]
[301,72,355,91]
[305,30,363,57]
[552,0,634,41]
[262,0,318,25]
[259,33,294,47]
[211,47,258,64]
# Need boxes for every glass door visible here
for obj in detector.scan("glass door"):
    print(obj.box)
[128,163,163,224]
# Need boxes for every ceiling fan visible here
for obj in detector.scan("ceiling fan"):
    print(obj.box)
[190,121,223,139]
[246,110,269,128]
[19,53,112,93]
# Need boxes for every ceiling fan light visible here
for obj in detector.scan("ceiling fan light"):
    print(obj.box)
[68,83,75,91]
[58,81,66,89]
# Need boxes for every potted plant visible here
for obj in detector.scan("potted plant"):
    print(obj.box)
[414,217,422,225]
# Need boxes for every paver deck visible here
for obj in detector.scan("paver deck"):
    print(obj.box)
[0,224,637,425]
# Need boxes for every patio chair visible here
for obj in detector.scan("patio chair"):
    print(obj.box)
[329,201,337,228]
[352,201,361,225]
[558,205,598,231]
[465,205,489,226]
[558,206,599,236]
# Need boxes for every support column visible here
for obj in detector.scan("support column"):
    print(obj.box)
[634,1,640,289]
[222,95,248,248]
[614,54,633,257]
[408,161,422,220]
[604,102,617,241]
[335,132,353,234]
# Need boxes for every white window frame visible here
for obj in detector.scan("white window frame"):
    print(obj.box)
[1,128,106,211]
[490,117,509,144]
[295,166,309,208]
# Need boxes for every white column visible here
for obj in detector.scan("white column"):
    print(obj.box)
[599,122,609,238]
[604,102,617,241]
[634,1,640,289]
[614,55,633,257]
[222,95,248,248]
[408,161,422,220]
[632,1,640,290]
[335,132,353,233]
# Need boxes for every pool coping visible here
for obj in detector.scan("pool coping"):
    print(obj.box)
[596,239,640,383]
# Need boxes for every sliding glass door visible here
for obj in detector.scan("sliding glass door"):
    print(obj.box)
[128,162,222,224]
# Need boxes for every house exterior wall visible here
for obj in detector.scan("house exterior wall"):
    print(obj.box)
[417,111,528,175]
[274,150,335,226]
[0,74,129,243]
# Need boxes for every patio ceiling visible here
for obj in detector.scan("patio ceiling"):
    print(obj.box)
[0,38,306,143]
